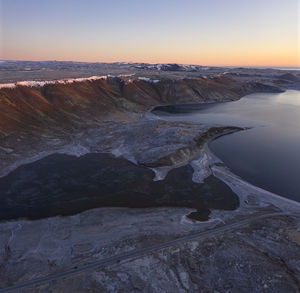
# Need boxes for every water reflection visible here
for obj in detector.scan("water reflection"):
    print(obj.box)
[153,90,300,202]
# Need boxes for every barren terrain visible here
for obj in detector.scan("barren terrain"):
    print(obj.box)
[0,61,299,292]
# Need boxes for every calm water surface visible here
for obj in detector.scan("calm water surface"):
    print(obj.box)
[153,90,300,202]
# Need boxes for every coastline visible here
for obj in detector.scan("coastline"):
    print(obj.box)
[204,141,300,213]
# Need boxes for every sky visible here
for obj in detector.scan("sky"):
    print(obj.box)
[0,0,299,66]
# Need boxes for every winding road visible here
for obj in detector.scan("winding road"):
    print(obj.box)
[0,212,297,292]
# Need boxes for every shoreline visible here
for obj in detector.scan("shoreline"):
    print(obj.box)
[2,118,299,215]
[204,142,300,212]
[151,92,300,212]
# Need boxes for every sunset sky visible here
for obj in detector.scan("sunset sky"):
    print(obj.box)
[1,0,299,66]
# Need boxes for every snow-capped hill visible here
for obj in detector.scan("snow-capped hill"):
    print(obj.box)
[130,63,210,72]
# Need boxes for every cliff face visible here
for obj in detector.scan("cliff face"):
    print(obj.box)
[0,75,283,179]
[0,75,282,136]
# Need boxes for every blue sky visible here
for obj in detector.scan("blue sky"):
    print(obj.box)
[1,0,299,65]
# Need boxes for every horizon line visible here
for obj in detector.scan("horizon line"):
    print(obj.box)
[1,59,300,68]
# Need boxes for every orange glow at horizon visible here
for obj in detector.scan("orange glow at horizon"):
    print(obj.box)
[3,44,299,67]
[1,0,299,67]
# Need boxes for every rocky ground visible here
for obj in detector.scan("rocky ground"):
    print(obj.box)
[0,205,299,292]
[0,62,299,292]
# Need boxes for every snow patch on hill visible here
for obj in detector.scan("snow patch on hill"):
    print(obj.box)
[0,75,108,89]
[138,77,160,83]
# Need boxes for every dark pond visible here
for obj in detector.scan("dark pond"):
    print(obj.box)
[0,153,238,221]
